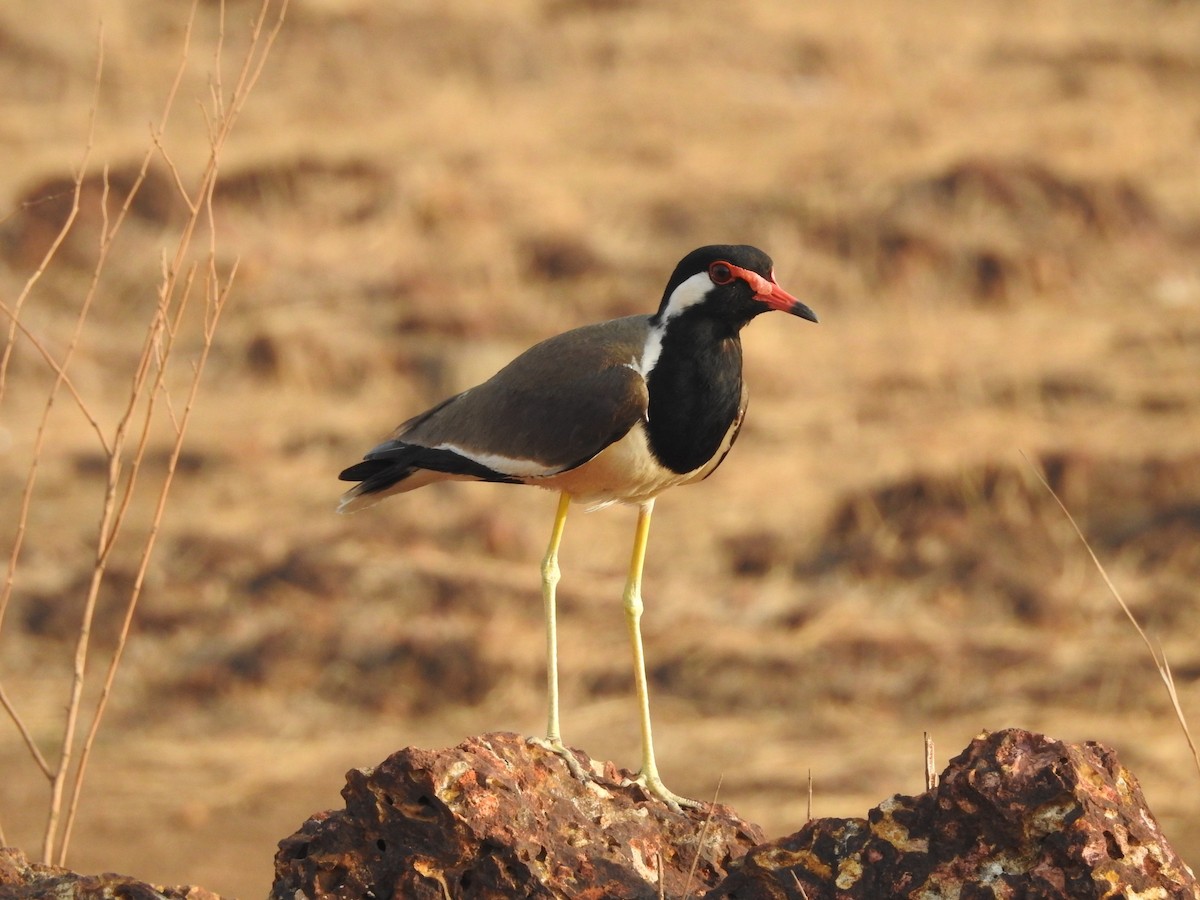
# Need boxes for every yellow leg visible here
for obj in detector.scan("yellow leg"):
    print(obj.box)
[622,499,702,810]
[529,493,586,779]
[541,491,570,743]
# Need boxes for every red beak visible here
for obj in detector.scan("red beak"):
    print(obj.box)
[731,264,819,322]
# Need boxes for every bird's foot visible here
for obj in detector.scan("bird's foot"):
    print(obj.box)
[622,771,706,812]
[528,735,590,782]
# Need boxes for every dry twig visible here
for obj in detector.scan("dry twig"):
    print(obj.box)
[1021,451,1200,780]
[0,0,288,867]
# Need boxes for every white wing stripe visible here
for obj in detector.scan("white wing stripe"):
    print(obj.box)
[431,443,561,477]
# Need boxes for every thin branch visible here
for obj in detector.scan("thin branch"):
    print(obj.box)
[0,29,103,405]
[0,304,100,436]
[152,252,193,435]
[91,254,189,569]
[0,27,107,692]
[38,0,197,865]
[42,146,185,861]
[43,383,125,862]
[11,0,288,866]
[2,27,187,643]
[0,680,53,779]
[151,132,199,215]
[61,261,238,859]
[54,0,286,863]
[0,293,107,641]
[211,0,227,121]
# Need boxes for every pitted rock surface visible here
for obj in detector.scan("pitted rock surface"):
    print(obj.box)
[709,728,1199,899]
[272,731,764,899]
[0,845,224,900]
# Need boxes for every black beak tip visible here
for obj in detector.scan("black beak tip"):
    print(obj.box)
[792,302,819,324]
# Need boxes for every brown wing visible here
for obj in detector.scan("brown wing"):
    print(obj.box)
[386,315,652,475]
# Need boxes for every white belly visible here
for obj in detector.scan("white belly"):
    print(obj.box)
[528,421,723,508]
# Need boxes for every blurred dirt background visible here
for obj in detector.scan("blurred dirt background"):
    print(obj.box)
[2,0,1200,896]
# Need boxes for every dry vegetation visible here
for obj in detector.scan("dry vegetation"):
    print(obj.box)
[2,0,1199,896]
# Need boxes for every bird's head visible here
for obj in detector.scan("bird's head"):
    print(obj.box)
[652,244,818,328]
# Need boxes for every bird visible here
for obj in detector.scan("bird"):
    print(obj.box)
[338,244,817,809]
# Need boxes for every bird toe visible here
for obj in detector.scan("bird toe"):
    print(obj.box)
[622,772,706,812]
[528,735,591,783]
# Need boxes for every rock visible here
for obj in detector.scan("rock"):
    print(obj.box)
[271,731,765,899]
[710,728,1200,899]
[0,845,224,900]
[273,729,1198,899]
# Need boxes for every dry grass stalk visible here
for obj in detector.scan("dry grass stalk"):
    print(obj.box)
[0,39,104,646]
[1021,451,1200,781]
[0,0,288,866]
[681,777,722,900]
[807,768,813,822]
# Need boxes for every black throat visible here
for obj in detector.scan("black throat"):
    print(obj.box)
[644,311,745,475]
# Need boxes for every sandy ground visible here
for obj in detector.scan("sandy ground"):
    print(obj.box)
[2,1,1200,896]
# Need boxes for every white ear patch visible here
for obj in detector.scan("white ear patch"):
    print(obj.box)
[659,271,714,322]
[637,270,716,378]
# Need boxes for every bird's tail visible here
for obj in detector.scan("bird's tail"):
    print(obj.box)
[337,457,416,513]
[338,439,525,513]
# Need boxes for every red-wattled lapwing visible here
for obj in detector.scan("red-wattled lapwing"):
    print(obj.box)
[338,244,817,809]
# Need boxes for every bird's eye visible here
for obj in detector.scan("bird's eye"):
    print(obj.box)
[709,262,734,285]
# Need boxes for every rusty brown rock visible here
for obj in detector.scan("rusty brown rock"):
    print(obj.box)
[0,845,224,900]
[271,731,765,900]
[710,728,1199,899]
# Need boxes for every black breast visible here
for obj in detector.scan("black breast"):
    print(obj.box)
[644,316,745,474]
